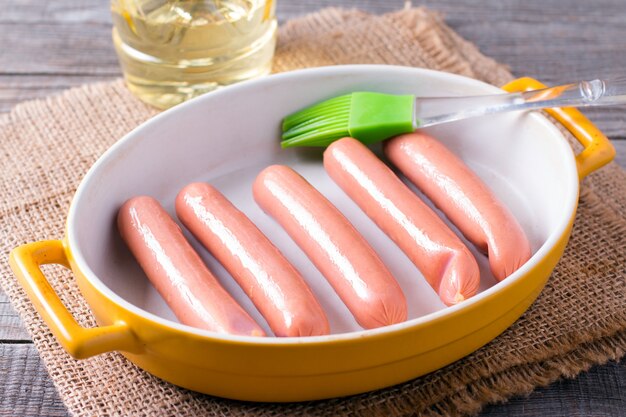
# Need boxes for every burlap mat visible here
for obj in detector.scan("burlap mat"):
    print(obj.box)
[1,7,625,417]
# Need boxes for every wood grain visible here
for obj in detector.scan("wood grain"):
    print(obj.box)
[0,294,31,341]
[1,1,624,416]
[0,345,67,417]
[481,358,626,416]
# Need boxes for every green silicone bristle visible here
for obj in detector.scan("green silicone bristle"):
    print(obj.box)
[281,92,415,148]
[282,94,351,132]
[281,95,351,148]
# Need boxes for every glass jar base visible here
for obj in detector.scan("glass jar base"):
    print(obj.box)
[123,64,272,109]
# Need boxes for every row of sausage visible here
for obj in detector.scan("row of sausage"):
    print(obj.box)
[117,133,532,337]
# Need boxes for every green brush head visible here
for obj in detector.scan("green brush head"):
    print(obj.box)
[281,92,415,148]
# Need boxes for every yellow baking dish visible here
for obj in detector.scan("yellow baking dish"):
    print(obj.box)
[9,66,614,401]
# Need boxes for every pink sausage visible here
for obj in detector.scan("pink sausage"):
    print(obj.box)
[117,196,265,337]
[175,183,329,337]
[253,165,407,329]
[324,138,480,305]
[385,133,532,281]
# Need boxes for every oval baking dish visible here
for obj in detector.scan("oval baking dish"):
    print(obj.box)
[9,65,614,402]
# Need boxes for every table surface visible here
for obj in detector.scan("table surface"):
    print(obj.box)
[1,1,625,416]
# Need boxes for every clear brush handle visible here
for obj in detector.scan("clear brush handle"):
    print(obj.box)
[416,78,626,128]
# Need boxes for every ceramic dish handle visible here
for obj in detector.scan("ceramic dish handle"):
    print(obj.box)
[502,77,616,179]
[9,239,139,359]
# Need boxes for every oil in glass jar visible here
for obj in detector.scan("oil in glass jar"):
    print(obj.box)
[111,0,277,109]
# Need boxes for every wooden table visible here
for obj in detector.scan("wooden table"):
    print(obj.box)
[1,1,624,415]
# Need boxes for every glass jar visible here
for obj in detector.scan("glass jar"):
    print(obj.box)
[111,0,277,109]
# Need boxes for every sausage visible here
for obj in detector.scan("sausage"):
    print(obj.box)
[117,196,265,337]
[324,137,480,305]
[253,165,407,329]
[175,183,330,337]
[384,132,531,281]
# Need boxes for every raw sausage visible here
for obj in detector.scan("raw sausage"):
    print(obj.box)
[118,196,265,336]
[176,183,330,337]
[385,133,531,281]
[324,138,480,305]
[253,165,407,329]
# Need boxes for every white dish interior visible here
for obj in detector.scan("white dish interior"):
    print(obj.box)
[68,65,579,340]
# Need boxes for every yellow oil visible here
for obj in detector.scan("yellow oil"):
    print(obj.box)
[111,0,277,109]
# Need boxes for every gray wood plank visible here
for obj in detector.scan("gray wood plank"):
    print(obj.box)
[614,141,626,168]
[0,1,114,75]
[0,0,110,24]
[0,293,31,341]
[0,75,116,114]
[0,344,67,417]
[0,23,117,76]
[481,359,626,417]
